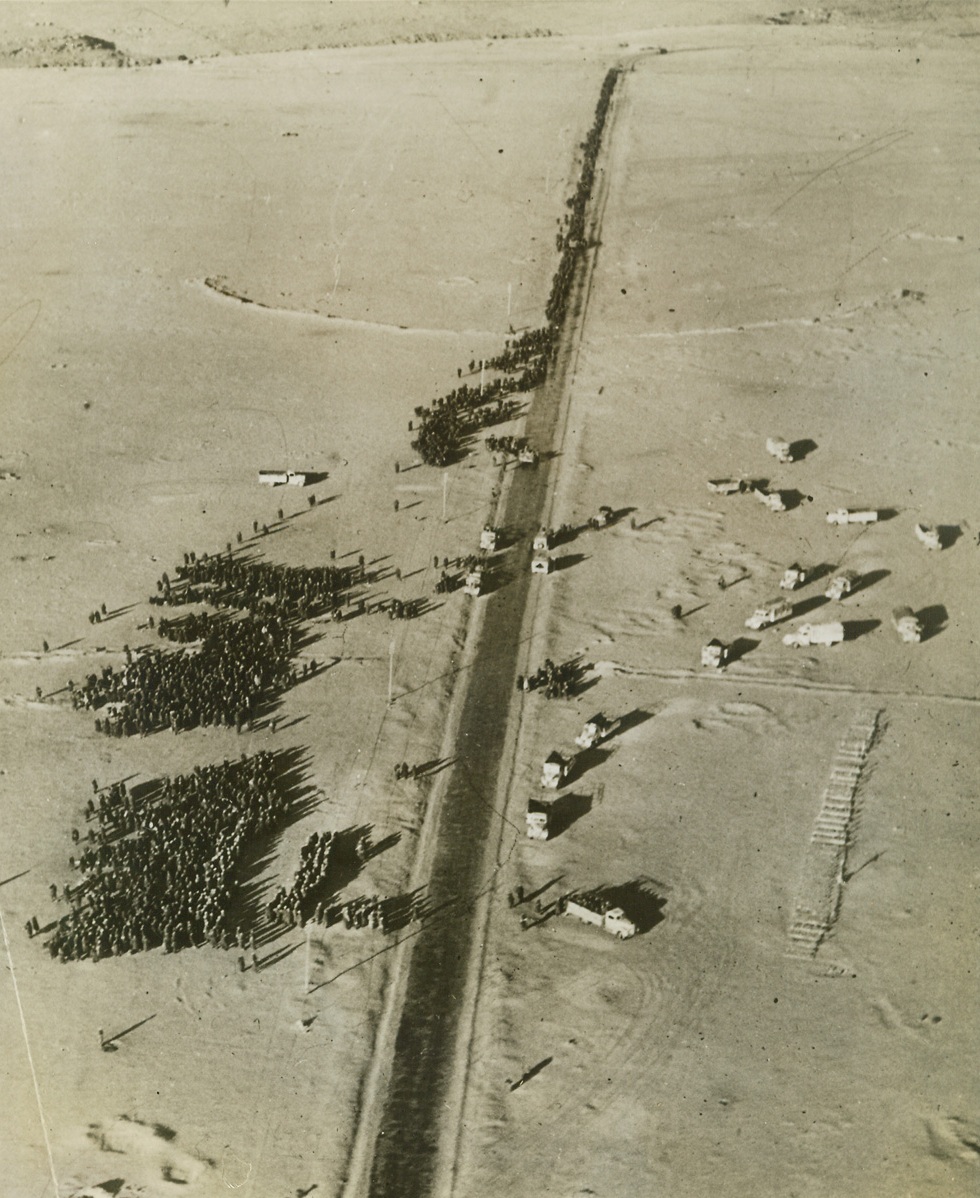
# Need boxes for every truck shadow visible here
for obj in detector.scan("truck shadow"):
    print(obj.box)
[916,604,948,641]
[567,745,613,784]
[938,524,962,549]
[852,567,890,594]
[792,594,830,619]
[789,437,818,461]
[544,792,592,838]
[843,618,881,641]
[553,552,588,573]
[727,637,759,664]
[609,707,656,738]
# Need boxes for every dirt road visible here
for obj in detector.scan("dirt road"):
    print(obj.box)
[357,64,626,1198]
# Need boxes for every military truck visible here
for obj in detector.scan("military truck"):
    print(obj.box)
[827,508,879,525]
[745,597,793,630]
[825,570,859,601]
[564,894,637,939]
[782,621,845,648]
[892,606,923,643]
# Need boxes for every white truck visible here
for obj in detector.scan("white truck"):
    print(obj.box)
[779,563,808,590]
[827,508,879,525]
[700,639,730,669]
[782,621,845,648]
[541,751,570,789]
[745,597,793,630]
[462,567,484,597]
[765,436,794,464]
[707,478,746,495]
[825,570,859,601]
[892,606,923,643]
[526,796,556,840]
[575,713,614,749]
[530,554,553,575]
[754,487,787,512]
[479,526,501,552]
[565,895,637,939]
[532,528,553,553]
[914,522,941,550]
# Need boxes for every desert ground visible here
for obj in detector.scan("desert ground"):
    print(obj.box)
[0,4,977,1198]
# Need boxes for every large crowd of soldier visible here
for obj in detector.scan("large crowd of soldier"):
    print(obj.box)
[72,613,296,736]
[41,753,289,962]
[68,552,377,737]
[409,67,619,469]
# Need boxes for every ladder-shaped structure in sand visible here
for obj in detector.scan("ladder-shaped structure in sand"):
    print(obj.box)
[786,708,881,959]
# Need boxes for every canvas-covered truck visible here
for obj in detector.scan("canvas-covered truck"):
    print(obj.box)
[564,893,637,939]
[827,508,879,525]
[825,570,859,601]
[754,487,787,512]
[541,751,570,789]
[779,563,808,590]
[766,436,794,464]
[914,522,941,550]
[479,525,501,552]
[462,567,484,597]
[745,597,793,630]
[526,796,557,840]
[533,528,553,553]
[892,606,923,643]
[782,621,844,648]
[258,469,309,487]
[707,478,746,495]
[530,554,554,575]
[700,639,730,669]
[575,713,614,749]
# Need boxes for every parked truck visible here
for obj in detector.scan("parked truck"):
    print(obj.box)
[526,796,557,840]
[892,606,923,643]
[765,436,794,464]
[700,639,730,669]
[479,525,501,552]
[745,597,793,630]
[782,621,845,648]
[779,563,808,590]
[754,487,788,512]
[827,508,879,525]
[564,894,637,939]
[541,751,570,789]
[462,567,484,597]
[575,713,614,749]
[914,522,941,550]
[825,570,859,601]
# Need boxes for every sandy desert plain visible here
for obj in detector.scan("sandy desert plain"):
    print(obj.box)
[0,3,977,1197]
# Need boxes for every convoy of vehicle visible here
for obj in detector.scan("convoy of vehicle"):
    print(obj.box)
[506,433,945,959]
